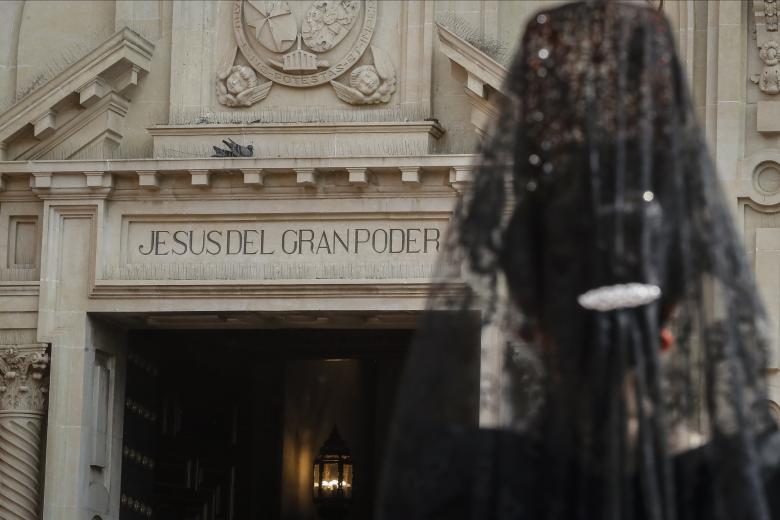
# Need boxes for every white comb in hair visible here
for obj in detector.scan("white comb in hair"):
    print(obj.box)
[577,283,661,312]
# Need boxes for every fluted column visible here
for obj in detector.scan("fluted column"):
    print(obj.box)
[0,344,50,520]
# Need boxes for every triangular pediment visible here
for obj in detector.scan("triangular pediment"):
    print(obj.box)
[0,28,154,161]
[436,22,508,138]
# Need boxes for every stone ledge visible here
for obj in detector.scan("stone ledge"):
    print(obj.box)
[88,280,455,300]
[149,121,445,159]
[0,155,477,195]
[0,154,475,174]
[0,283,40,297]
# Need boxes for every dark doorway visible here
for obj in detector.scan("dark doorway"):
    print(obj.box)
[119,329,411,520]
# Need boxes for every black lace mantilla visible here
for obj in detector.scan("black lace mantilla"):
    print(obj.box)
[377,2,780,520]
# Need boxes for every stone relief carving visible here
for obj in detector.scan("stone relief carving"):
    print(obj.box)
[767,0,778,31]
[221,0,393,107]
[331,45,396,105]
[0,345,49,412]
[753,160,780,195]
[216,65,273,107]
[246,1,298,52]
[301,1,361,53]
[751,40,780,95]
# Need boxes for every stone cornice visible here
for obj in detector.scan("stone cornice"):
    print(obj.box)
[0,154,475,174]
[436,23,508,96]
[18,94,129,161]
[89,281,445,299]
[149,121,445,138]
[0,28,154,148]
[150,120,445,158]
[0,155,475,196]
[0,344,49,414]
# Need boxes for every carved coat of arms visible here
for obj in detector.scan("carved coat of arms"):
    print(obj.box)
[218,0,396,107]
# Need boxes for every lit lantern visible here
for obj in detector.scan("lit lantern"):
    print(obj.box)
[313,426,353,518]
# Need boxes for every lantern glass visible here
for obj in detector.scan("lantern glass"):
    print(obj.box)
[341,462,353,498]
[321,461,341,497]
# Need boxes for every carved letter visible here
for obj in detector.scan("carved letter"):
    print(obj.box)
[315,231,333,254]
[333,229,350,253]
[226,230,243,255]
[206,231,222,255]
[172,231,188,255]
[354,228,370,254]
[282,229,298,254]
[298,229,315,254]
[189,230,206,255]
[424,228,441,253]
[406,228,422,253]
[243,230,259,255]
[372,229,388,253]
[389,229,405,253]
[155,231,170,255]
[259,229,275,254]
[138,230,155,255]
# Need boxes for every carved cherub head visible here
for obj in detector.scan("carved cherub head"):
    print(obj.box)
[226,65,259,95]
[350,65,380,96]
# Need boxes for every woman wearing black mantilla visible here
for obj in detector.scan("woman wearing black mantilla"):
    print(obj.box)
[376,1,780,519]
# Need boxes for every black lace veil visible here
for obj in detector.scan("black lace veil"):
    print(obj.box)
[377,2,779,520]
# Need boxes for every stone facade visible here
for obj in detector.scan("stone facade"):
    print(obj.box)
[0,1,777,518]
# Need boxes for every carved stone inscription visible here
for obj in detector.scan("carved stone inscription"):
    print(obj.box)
[117,218,447,281]
[137,226,440,257]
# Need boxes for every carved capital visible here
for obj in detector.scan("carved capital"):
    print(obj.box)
[0,344,50,414]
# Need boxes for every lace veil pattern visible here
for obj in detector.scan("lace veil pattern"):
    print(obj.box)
[377,2,779,519]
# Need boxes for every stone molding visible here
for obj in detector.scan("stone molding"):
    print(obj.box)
[738,151,780,206]
[149,121,444,136]
[0,154,475,196]
[0,155,473,173]
[18,94,129,162]
[149,120,444,158]
[0,343,49,520]
[89,280,447,300]
[0,28,154,160]
[435,23,507,137]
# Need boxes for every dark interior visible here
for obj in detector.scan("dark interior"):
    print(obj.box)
[119,329,411,520]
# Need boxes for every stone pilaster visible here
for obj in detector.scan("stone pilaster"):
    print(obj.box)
[0,344,49,520]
